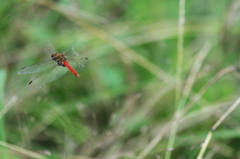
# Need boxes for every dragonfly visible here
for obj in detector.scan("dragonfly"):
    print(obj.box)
[18,47,89,90]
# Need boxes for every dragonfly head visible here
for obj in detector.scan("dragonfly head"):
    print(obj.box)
[51,53,58,60]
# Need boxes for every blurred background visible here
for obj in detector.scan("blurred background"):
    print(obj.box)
[0,0,240,158]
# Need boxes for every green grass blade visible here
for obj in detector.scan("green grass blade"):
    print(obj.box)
[0,69,8,158]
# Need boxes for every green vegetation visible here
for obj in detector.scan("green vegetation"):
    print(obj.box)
[0,0,240,158]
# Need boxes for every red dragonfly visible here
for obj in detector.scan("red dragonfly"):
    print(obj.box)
[18,47,89,90]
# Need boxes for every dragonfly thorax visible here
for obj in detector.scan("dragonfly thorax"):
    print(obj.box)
[51,53,67,67]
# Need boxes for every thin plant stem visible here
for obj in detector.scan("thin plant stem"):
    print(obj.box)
[197,97,240,159]
[0,141,45,159]
[0,69,8,159]
[165,0,185,159]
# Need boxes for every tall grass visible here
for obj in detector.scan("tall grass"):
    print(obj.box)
[0,69,8,158]
[0,0,239,158]
[165,0,185,159]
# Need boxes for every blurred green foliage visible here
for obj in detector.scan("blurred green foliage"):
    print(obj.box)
[0,0,240,159]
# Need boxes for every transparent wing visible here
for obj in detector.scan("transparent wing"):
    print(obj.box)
[18,58,55,74]
[66,56,89,72]
[63,46,79,56]
[28,65,68,90]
